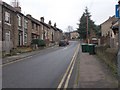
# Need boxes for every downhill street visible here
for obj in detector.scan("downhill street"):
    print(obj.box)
[3,41,79,88]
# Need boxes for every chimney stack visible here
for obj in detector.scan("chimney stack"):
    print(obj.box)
[54,23,56,28]
[15,7,21,12]
[12,0,21,12]
[41,17,44,23]
[48,20,52,25]
[26,14,32,18]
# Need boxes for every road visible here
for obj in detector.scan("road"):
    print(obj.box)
[3,41,80,88]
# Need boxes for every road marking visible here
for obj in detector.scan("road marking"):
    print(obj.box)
[2,45,59,67]
[57,54,74,88]
[64,59,75,89]
[57,43,80,89]
[2,56,33,67]
[64,44,79,89]
[64,56,76,88]
[63,47,68,50]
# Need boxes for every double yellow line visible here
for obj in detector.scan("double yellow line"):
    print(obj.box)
[57,43,80,89]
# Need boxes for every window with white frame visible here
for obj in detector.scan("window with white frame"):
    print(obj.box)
[5,11,10,24]
[24,33,27,44]
[42,25,43,30]
[24,19,28,29]
[18,15,22,27]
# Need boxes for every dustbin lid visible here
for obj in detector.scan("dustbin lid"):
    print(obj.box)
[81,43,87,45]
[89,44,93,45]
[88,44,96,46]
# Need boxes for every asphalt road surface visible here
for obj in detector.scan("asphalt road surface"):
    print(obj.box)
[3,41,79,88]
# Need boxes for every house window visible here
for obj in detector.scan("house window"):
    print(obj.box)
[51,30,53,35]
[5,11,10,24]
[36,24,38,31]
[45,30,48,39]
[24,33,27,44]
[18,31,22,46]
[41,34,43,40]
[5,31,10,41]
[32,22,34,29]
[18,15,22,27]
[42,25,43,30]
[24,19,28,29]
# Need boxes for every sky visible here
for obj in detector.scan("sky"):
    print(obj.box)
[3,0,118,32]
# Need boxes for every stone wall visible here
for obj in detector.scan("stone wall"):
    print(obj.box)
[95,46,118,77]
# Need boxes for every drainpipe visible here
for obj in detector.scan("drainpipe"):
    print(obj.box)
[0,1,2,90]
[22,16,25,46]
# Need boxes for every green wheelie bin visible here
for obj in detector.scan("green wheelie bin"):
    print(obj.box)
[89,44,96,55]
[81,43,89,53]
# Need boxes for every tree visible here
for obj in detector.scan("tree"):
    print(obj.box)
[67,25,74,32]
[77,7,100,40]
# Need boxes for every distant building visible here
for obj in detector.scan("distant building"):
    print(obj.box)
[63,32,70,40]
[70,31,79,39]
[100,15,118,48]
[111,19,119,49]
[101,16,117,37]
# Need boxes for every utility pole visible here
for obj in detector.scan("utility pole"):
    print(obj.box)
[86,15,89,44]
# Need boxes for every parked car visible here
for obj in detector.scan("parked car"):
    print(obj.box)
[65,40,69,45]
[59,40,67,46]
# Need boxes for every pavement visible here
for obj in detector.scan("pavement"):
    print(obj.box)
[78,44,118,88]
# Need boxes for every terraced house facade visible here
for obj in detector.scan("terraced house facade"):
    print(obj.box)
[1,1,63,54]
[2,2,15,54]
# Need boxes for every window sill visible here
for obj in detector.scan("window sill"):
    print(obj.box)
[4,22,11,26]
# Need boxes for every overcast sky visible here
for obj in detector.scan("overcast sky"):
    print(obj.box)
[3,0,118,32]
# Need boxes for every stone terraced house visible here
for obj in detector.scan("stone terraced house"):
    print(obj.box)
[1,1,63,54]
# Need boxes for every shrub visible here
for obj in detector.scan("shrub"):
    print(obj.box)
[31,39,46,47]
[38,39,46,47]
[31,39,38,45]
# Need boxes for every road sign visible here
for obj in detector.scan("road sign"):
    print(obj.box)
[116,4,120,18]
